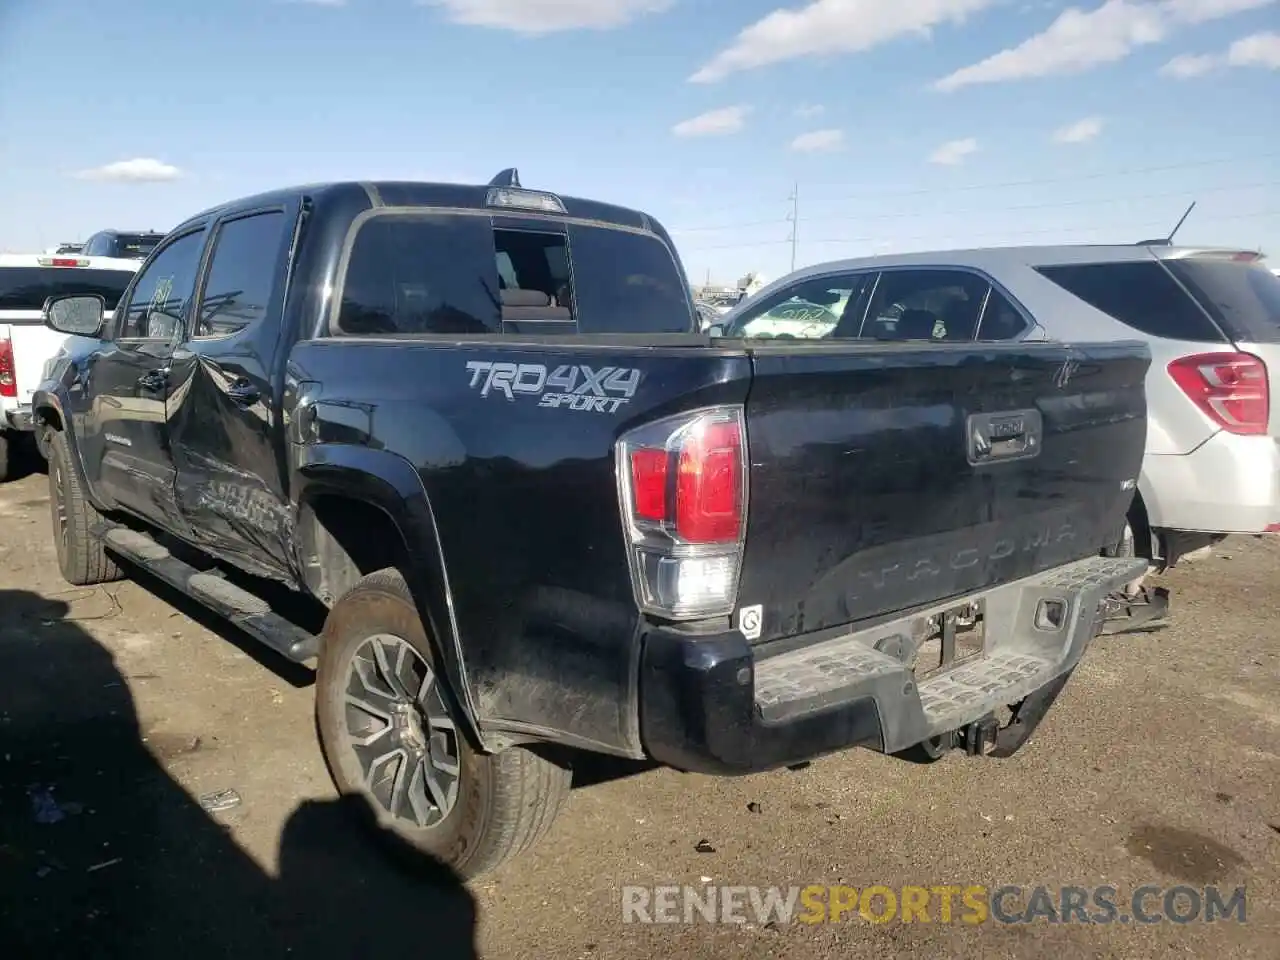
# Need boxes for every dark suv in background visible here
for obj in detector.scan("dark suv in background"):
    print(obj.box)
[80,229,168,261]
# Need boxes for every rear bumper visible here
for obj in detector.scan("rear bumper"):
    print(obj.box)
[638,556,1146,776]
[1142,432,1280,534]
[3,404,33,432]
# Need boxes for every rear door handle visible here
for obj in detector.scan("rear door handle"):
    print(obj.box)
[136,368,168,393]
[227,380,261,406]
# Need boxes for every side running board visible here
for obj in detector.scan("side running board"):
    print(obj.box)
[95,525,318,664]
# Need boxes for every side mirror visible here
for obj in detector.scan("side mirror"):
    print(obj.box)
[707,324,725,337]
[44,294,105,338]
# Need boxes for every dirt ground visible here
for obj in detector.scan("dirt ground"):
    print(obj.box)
[1,462,1277,959]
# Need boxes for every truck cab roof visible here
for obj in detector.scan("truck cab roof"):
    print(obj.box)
[174,178,665,239]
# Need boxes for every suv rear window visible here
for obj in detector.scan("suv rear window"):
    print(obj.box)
[336,212,692,336]
[1034,261,1226,343]
[111,234,164,259]
[1163,258,1280,344]
[0,267,134,312]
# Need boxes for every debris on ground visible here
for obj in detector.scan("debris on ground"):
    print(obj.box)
[694,839,716,853]
[28,785,76,824]
[747,801,762,814]
[197,788,242,813]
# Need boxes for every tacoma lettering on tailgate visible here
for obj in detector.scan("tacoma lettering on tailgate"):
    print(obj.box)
[465,361,642,413]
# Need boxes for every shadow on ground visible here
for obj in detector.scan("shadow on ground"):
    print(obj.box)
[2,434,47,483]
[0,589,479,959]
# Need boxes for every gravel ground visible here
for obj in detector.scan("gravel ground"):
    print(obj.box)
[1,464,1277,959]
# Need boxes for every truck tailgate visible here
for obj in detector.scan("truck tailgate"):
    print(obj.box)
[737,340,1149,643]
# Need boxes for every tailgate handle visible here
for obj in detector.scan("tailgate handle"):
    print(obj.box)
[967,409,1042,465]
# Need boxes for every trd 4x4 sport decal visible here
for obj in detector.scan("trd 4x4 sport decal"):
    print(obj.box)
[465,361,643,413]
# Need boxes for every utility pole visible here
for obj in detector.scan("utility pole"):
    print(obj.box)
[786,182,799,272]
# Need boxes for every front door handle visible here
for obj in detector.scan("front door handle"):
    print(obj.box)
[227,379,261,406]
[136,368,168,393]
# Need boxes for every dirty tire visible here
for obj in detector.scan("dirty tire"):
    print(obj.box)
[47,429,122,586]
[0,433,9,483]
[316,568,572,880]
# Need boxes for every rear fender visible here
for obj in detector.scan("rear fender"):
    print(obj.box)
[293,444,484,748]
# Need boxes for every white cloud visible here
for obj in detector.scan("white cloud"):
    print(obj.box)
[1165,0,1275,23]
[790,128,845,151]
[935,0,1166,91]
[73,158,183,183]
[935,0,1278,89]
[671,105,752,137]
[1227,30,1280,67]
[690,0,997,83]
[1160,51,1219,74]
[424,0,672,33]
[794,103,826,118]
[929,137,978,165]
[1052,116,1104,142]
[1160,29,1280,76]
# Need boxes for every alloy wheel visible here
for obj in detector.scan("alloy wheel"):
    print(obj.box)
[342,634,461,829]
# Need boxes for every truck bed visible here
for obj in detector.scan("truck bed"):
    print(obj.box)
[285,334,1149,757]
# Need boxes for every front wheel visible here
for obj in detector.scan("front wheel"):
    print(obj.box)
[315,568,571,879]
[47,429,122,586]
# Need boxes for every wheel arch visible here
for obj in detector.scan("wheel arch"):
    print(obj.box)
[293,444,484,749]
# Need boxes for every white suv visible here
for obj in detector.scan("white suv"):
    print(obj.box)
[0,253,140,480]
[717,245,1280,569]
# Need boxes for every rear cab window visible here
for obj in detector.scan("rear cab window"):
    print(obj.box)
[336,211,693,336]
[0,262,135,313]
[1033,260,1227,343]
[1162,257,1280,344]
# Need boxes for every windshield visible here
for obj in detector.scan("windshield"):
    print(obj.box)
[1164,257,1280,344]
[0,267,134,311]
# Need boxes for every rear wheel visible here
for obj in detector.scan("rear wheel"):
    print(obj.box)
[0,433,9,483]
[315,568,571,879]
[47,429,122,586]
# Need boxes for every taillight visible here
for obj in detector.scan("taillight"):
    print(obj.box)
[36,257,88,268]
[617,405,747,619]
[1168,352,1269,436]
[0,336,16,398]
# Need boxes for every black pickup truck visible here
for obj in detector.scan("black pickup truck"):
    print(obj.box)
[33,171,1150,878]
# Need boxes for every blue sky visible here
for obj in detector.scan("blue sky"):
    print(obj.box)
[0,0,1277,285]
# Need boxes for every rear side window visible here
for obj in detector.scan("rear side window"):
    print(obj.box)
[1034,261,1225,343]
[863,269,991,341]
[1164,258,1280,344]
[567,224,692,334]
[195,212,287,339]
[0,267,134,311]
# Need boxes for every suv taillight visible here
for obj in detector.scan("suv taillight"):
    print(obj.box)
[1168,352,1269,436]
[0,336,16,399]
[617,405,747,619]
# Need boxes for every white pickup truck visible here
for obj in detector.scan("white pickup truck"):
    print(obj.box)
[0,253,140,480]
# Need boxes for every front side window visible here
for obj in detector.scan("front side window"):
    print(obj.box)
[117,230,206,340]
[863,269,991,341]
[727,273,872,339]
[195,211,287,339]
